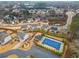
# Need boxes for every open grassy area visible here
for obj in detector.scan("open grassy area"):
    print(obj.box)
[68,14,79,58]
[70,14,79,30]
[69,14,79,39]
[48,14,68,26]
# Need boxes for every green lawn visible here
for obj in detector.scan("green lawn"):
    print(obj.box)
[70,14,79,32]
[69,14,79,39]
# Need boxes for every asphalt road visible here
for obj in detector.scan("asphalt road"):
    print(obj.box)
[0,45,59,58]
[58,11,76,31]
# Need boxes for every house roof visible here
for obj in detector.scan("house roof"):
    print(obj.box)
[16,32,26,40]
[0,32,8,40]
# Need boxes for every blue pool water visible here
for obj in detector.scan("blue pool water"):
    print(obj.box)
[42,38,61,50]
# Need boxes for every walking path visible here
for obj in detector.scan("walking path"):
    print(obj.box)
[11,40,25,49]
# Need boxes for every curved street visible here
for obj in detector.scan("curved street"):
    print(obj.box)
[58,11,76,31]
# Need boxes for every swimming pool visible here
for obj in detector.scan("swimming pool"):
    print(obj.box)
[42,37,61,50]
